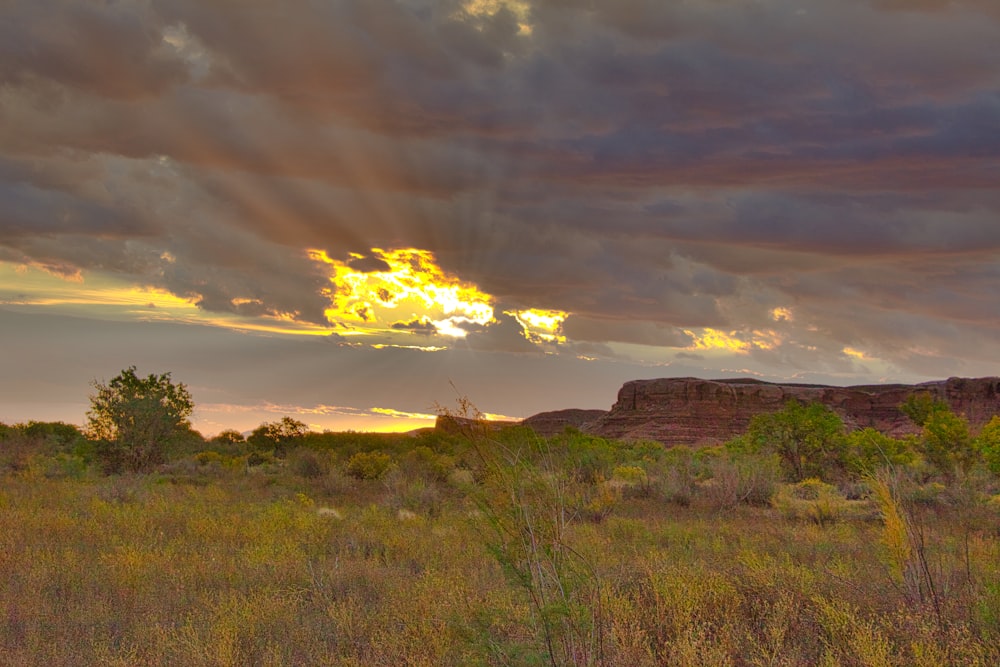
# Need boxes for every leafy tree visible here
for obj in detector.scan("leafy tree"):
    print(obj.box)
[976,415,1000,475]
[247,417,308,457]
[921,407,973,476]
[899,393,976,476]
[212,429,245,445]
[844,427,915,475]
[209,429,246,453]
[743,401,848,482]
[899,393,949,428]
[87,366,194,473]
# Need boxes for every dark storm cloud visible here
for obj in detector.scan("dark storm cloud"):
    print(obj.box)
[460,311,539,354]
[391,317,438,335]
[0,0,187,98]
[3,0,1000,376]
[562,317,692,348]
[348,255,393,273]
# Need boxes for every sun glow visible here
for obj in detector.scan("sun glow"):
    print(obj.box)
[4,252,571,351]
[684,327,781,354]
[685,328,752,353]
[1,262,340,337]
[507,308,567,344]
[771,307,794,322]
[843,347,874,361]
[309,248,495,338]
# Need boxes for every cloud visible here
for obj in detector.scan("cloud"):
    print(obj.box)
[562,316,691,349]
[2,0,1000,384]
[391,317,438,335]
[460,310,539,354]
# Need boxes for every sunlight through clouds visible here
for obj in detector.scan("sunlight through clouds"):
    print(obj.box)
[309,247,495,337]
[683,327,781,354]
[309,247,567,349]
[507,308,567,344]
[0,262,335,337]
[844,347,875,361]
[460,0,533,34]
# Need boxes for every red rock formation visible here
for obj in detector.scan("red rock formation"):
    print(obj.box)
[584,377,1000,445]
[521,409,608,437]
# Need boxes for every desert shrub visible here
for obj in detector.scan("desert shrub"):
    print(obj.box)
[701,454,781,510]
[585,476,620,520]
[288,448,326,478]
[693,444,727,472]
[195,450,225,466]
[560,432,617,483]
[772,478,847,525]
[246,449,275,467]
[382,468,445,516]
[625,439,668,462]
[905,481,948,507]
[448,468,475,488]
[346,450,394,480]
[660,466,696,507]
[21,452,91,480]
[647,446,699,506]
[439,396,609,665]
[24,421,90,453]
[611,465,651,498]
[736,454,783,506]
[400,445,456,482]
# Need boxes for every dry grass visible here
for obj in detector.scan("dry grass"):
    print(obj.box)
[1,439,999,666]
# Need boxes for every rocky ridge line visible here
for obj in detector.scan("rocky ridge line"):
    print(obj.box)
[578,376,1000,446]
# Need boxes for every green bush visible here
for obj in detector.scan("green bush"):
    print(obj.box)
[976,415,1000,475]
[772,478,847,525]
[845,428,916,476]
[611,465,649,496]
[400,445,456,482]
[346,451,394,480]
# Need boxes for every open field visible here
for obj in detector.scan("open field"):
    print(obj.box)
[3,420,1000,666]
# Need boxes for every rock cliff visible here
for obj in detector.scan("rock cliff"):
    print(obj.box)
[584,376,1000,445]
[521,409,608,437]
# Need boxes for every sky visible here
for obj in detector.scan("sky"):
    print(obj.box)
[2,0,1000,435]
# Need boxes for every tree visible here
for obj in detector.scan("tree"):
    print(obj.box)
[87,366,194,473]
[921,407,973,476]
[844,427,915,475]
[900,395,974,476]
[247,417,308,457]
[976,415,1000,475]
[899,393,947,428]
[744,401,848,482]
[211,429,246,447]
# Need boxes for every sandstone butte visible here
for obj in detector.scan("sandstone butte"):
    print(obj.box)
[539,376,1000,446]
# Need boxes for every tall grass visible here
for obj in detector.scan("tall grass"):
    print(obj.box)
[2,430,999,665]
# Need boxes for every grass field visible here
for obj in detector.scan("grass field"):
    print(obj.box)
[3,419,1000,667]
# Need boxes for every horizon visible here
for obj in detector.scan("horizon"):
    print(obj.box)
[3,370,993,439]
[4,1,1000,435]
